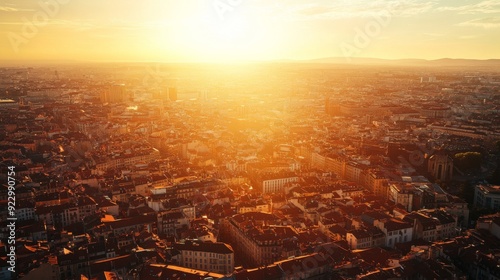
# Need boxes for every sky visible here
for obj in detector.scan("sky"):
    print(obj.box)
[0,0,499,63]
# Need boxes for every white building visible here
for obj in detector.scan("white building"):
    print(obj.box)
[374,219,413,248]
[261,176,299,194]
[474,184,500,210]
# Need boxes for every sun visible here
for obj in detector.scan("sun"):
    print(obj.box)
[176,4,266,62]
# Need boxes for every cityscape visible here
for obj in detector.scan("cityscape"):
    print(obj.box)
[1,1,500,280]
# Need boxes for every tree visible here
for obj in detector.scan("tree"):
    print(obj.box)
[490,164,500,185]
[454,152,482,172]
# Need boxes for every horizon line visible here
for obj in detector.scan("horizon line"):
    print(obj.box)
[1,56,500,66]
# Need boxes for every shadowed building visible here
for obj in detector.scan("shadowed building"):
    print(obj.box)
[427,150,453,182]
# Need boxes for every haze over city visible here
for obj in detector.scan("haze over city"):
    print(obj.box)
[1,0,500,63]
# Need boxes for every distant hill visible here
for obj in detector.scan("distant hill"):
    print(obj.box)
[300,57,500,67]
[2,57,499,68]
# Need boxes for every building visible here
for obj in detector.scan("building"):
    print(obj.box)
[168,87,177,101]
[174,240,234,275]
[389,183,414,212]
[364,169,390,199]
[99,84,130,103]
[103,215,156,237]
[220,212,298,267]
[374,218,413,248]
[157,210,190,237]
[427,151,453,182]
[252,173,299,194]
[344,162,366,183]
[474,184,500,210]
[476,214,500,239]
[346,227,385,249]
[420,106,450,118]
[403,212,438,242]
[93,148,160,174]
[420,209,457,240]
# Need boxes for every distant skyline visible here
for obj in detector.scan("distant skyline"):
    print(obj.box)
[1,0,500,63]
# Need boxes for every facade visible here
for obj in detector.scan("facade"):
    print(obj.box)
[374,219,413,248]
[175,240,234,275]
[345,162,365,183]
[346,227,385,250]
[474,184,500,210]
[220,212,298,267]
[427,152,453,182]
[365,170,390,199]
[476,214,500,239]
[403,212,438,242]
[421,209,457,240]
[389,183,414,212]
[261,175,299,194]
[346,229,373,250]
[157,210,190,237]
[94,148,160,174]
[99,84,130,103]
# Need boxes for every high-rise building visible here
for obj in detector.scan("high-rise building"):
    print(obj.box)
[100,84,130,103]
[168,87,177,101]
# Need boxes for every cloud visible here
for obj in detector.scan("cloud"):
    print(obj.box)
[423,33,444,37]
[0,6,17,12]
[260,0,436,21]
[459,35,480,39]
[0,6,35,12]
[458,17,500,28]
[297,6,334,16]
[438,0,500,14]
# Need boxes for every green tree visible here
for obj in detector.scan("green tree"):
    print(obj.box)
[454,152,482,172]
[490,163,500,185]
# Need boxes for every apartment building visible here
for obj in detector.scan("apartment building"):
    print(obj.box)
[175,240,234,275]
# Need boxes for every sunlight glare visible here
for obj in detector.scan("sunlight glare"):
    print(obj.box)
[178,5,264,62]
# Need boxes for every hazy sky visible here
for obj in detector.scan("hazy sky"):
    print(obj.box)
[1,0,499,62]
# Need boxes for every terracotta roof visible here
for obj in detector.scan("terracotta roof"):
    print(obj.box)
[233,265,283,280]
[90,254,138,275]
[174,240,233,254]
[104,215,156,230]
[140,264,224,280]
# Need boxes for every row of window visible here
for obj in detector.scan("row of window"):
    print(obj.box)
[185,251,229,259]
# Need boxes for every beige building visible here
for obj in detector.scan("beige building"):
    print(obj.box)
[220,212,299,267]
[175,240,234,275]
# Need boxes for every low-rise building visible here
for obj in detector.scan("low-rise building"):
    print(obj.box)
[474,184,500,210]
[174,240,234,275]
[374,218,413,248]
